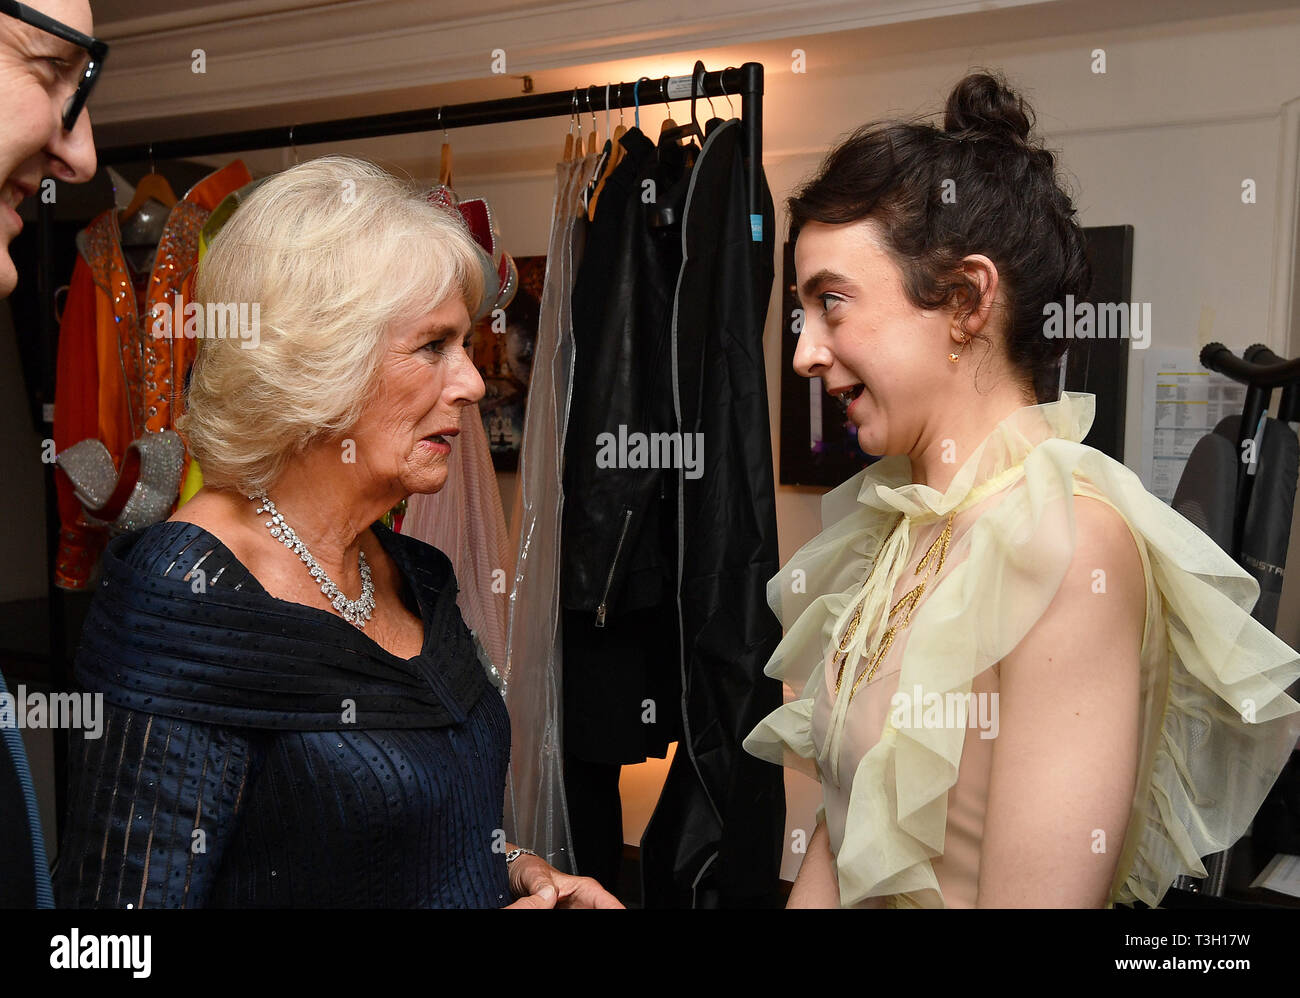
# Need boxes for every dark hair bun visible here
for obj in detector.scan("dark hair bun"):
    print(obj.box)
[788,68,1092,404]
[943,72,1033,143]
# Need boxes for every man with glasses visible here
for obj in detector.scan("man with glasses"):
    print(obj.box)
[0,0,102,297]
[0,0,103,908]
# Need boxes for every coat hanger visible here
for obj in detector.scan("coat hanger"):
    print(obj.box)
[437,109,453,187]
[690,61,705,139]
[589,83,620,220]
[563,89,578,162]
[660,64,705,145]
[119,143,177,225]
[578,86,589,157]
[580,87,610,215]
[648,65,710,231]
[658,75,679,142]
[634,76,649,134]
[574,90,586,161]
[586,85,599,157]
[610,82,628,167]
[704,67,725,135]
[720,67,736,118]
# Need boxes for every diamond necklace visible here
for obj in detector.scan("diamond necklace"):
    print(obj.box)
[248,490,377,629]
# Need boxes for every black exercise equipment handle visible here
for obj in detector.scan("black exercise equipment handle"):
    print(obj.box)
[1200,342,1300,388]
[1244,344,1300,423]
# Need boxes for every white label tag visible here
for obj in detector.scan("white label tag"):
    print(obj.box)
[665,75,695,100]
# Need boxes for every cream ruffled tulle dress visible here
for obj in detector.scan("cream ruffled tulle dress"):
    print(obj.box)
[744,392,1300,909]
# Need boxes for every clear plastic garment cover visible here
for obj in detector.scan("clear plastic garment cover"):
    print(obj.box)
[499,151,600,872]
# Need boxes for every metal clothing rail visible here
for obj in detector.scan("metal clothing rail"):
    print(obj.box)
[94,61,766,221]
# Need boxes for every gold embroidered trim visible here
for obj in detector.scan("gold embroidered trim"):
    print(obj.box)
[833,512,955,703]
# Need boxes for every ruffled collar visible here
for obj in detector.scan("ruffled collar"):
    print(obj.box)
[828,392,1096,524]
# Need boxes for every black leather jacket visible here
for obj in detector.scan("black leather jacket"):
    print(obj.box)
[561,127,690,624]
[561,119,784,905]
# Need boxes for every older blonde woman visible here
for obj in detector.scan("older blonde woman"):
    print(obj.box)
[53,156,619,909]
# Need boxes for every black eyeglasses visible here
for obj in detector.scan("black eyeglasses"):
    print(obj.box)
[0,0,108,131]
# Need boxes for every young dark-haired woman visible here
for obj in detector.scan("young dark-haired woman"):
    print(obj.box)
[744,72,1300,908]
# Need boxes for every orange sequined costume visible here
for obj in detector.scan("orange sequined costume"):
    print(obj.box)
[52,161,252,590]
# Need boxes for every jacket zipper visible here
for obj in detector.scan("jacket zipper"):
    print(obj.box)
[595,508,634,628]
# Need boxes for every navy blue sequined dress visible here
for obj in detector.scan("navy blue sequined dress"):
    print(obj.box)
[54,519,512,908]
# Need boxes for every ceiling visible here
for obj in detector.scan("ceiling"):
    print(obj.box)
[91,0,345,31]
[79,0,1300,160]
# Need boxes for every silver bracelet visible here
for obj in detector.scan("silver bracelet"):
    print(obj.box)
[505,847,537,865]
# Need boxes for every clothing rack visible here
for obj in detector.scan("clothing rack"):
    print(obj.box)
[95,61,764,215]
[32,60,766,841]
[37,59,765,478]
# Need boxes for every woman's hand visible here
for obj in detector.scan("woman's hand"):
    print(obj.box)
[504,854,624,909]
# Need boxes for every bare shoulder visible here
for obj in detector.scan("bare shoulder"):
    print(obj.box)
[1001,491,1146,682]
[1067,494,1146,618]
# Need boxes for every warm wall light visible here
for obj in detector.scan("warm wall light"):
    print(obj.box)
[619,742,677,845]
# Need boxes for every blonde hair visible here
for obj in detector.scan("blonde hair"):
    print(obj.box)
[176,155,485,494]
